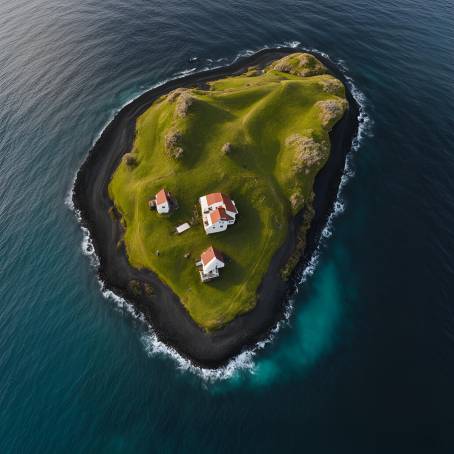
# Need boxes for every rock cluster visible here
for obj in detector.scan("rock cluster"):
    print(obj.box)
[174,91,194,119]
[271,53,327,77]
[165,128,184,159]
[289,191,305,211]
[123,152,137,167]
[221,142,233,155]
[315,98,348,129]
[166,88,186,103]
[286,133,328,174]
[319,77,344,95]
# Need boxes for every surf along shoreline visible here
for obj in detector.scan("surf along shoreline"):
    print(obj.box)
[73,48,359,369]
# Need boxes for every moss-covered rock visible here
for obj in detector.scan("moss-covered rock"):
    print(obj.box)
[164,128,184,159]
[269,53,328,77]
[143,282,154,297]
[123,152,138,167]
[289,190,305,212]
[174,91,194,119]
[319,76,344,95]
[128,279,142,296]
[166,87,187,103]
[221,142,233,155]
[315,98,348,129]
[285,133,329,174]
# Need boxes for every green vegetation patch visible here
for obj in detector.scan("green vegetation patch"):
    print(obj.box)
[109,53,348,330]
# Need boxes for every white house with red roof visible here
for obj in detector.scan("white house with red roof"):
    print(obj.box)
[197,246,225,282]
[155,188,172,214]
[199,192,238,234]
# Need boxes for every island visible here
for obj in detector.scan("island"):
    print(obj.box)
[73,48,359,368]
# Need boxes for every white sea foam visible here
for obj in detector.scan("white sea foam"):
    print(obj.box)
[282,40,302,49]
[176,67,197,76]
[64,179,76,211]
[293,45,373,287]
[232,49,256,62]
[66,43,372,381]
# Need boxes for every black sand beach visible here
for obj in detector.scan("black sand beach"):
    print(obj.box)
[73,48,359,369]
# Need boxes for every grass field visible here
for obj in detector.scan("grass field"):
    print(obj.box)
[109,53,348,330]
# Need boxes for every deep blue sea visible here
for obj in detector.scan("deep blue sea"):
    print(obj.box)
[1,1,454,452]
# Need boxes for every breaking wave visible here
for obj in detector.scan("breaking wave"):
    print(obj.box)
[295,43,373,286]
[66,43,372,381]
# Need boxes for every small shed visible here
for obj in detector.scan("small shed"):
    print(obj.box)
[176,223,191,234]
[198,246,225,282]
[155,189,171,214]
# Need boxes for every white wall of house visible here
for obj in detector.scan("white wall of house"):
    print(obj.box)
[199,196,209,213]
[157,201,170,214]
[204,220,228,234]
[203,257,225,274]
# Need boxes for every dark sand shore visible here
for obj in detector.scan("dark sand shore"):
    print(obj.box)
[73,48,359,369]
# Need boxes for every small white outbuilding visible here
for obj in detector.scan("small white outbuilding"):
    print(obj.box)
[176,222,191,234]
[197,246,225,282]
[155,188,172,214]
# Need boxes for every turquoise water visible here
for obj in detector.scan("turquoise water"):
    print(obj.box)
[1,0,454,452]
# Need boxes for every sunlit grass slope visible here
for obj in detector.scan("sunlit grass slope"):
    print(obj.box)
[109,53,348,330]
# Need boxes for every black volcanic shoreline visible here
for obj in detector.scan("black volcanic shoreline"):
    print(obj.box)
[72,48,359,369]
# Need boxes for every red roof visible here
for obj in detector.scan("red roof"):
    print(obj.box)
[205,192,223,205]
[205,193,237,214]
[155,189,169,205]
[201,246,224,266]
[209,207,233,224]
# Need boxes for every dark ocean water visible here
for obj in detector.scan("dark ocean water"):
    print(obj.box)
[1,0,454,452]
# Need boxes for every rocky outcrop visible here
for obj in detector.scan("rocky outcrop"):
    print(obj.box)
[174,91,194,119]
[165,128,184,159]
[286,133,329,174]
[315,98,348,129]
[166,88,187,103]
[221,142,233,155]
[270,53,328,77]
[123,152,137,167]
[289,190,305,212]
[319,77,344,95]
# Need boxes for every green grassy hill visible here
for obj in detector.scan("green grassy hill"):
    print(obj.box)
[109,53,348,330]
